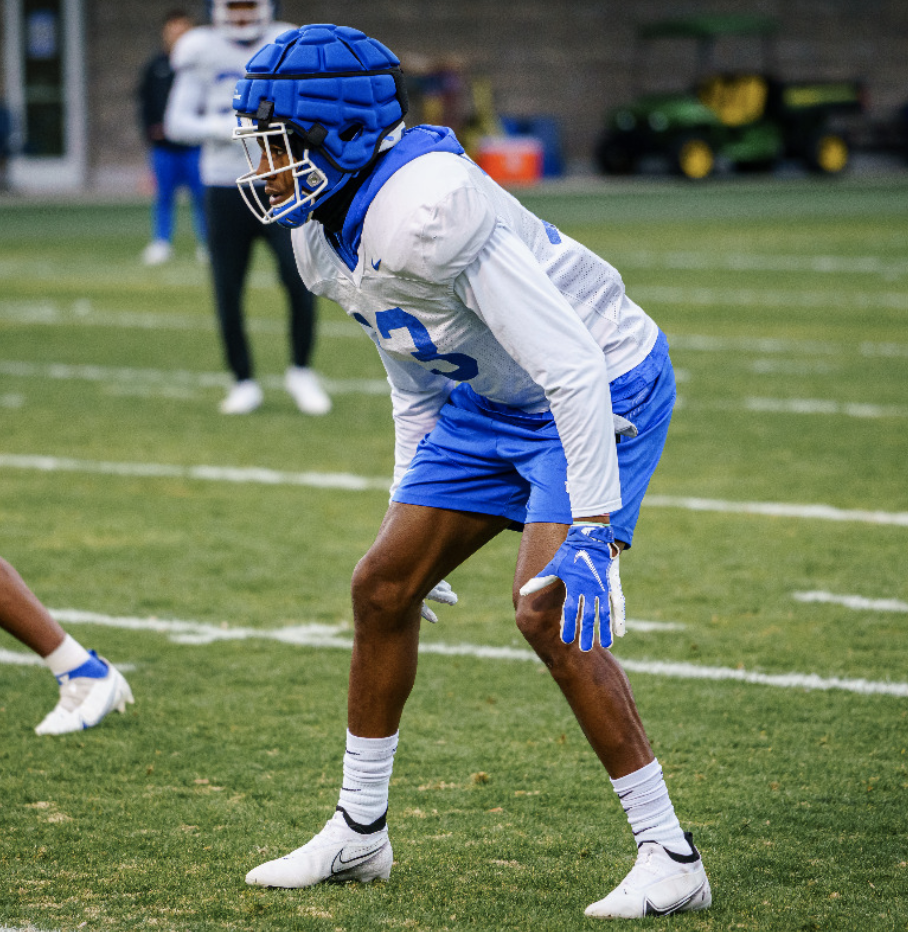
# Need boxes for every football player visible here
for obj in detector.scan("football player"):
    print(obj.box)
[136,8,207,267]
[232,24,711,919]
[0,557,133,735]
[164,1,331,416]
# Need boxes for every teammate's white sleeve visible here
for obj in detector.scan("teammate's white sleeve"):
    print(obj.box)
[375,344,454,498]
[164,43,235,145]
[454,223,622,518]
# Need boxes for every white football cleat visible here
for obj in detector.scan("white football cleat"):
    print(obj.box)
[142,240,172,266]
[35,657,134,736]
[246,809,392,889]
[219,379,263,414]
[285,366,331,416]
[585,832,711,919]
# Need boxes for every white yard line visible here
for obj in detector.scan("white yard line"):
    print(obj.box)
[4,359,907,414]
[3,300,908,359]
[2,452,907,526]
[0,300,360,338]
[614,251,908,278]
[793,591,908,612]
[0,453,390,491]
[0,647,44,666]
[0,360,388,396]
[0,608,902,698]
[643,495,908,527]
[633,285,908,311]
[743,397,908,419]
[616,660,908,698]
[668,333,908,358]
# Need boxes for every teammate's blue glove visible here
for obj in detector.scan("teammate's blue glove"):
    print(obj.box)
[519,524,626,651]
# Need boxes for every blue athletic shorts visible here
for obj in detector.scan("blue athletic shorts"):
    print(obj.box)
[393,331,676,547]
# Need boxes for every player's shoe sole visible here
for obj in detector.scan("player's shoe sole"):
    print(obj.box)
[585,832,712,919]
[246,809,391,889]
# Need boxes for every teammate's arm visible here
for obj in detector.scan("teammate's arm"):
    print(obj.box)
[164,34,236,145]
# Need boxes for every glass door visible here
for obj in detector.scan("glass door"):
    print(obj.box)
[3,0,87,190]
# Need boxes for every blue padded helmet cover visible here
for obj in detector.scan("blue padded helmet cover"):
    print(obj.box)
[233,24,407,174]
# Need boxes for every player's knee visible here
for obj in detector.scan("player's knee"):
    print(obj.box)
[351,557,422,624]
[514,601,561,663]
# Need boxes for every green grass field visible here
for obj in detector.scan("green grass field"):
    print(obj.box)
[1,175,906,932]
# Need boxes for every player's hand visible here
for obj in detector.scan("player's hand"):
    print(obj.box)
[519,524,626,650]
[421,579,458,624]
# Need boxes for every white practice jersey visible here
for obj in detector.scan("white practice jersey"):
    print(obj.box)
[292,148,659,518]
[165,23,294,186]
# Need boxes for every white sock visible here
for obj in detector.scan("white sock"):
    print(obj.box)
[42,634,91,677]
[337,730,398,830]
[611,758,690,855]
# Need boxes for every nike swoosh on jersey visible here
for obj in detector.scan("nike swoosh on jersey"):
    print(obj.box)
[372,258,381,270]
[331,842,386,874]
[574,550,606,591]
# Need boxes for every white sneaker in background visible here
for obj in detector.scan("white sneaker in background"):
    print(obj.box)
[245,809,392,888]
[35,656,134,736]
[584,832,711,919]
[285,366,331,416]
[219,380,263,415]
[142,240,172,266]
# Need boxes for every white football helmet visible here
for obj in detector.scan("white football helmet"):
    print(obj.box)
[210,0,273,42]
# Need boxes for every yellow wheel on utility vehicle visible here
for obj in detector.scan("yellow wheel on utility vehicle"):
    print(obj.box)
[677,139,714,179]
[816,134,849,173]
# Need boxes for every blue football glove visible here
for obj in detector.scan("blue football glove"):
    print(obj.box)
[519,524,626,651]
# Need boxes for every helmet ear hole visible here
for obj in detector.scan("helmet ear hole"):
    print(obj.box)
[339,123,364,142]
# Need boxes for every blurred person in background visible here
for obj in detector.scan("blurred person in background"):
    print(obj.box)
[164,0,330,416]
[0,557,133,735]
[0,99,13,192]
[136,9,208,266]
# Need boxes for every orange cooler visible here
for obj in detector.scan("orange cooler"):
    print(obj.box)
[475,136,544,186]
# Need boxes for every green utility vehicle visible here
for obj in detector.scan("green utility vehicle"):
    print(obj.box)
[595,15,865,179]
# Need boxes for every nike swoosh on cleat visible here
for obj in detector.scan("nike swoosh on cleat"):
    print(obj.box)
[574,550,606,590]
[331,842,386,875]
[642,881,709,916]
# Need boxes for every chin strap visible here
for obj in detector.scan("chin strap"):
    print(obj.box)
[379,121,406,153]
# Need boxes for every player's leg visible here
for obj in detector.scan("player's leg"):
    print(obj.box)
[205,186,261,412]
[514,339,708,917]
[348,503,509,737]
[262,223,331,415]
[0,556,65,656]
[513,528,709,917]
[513,523,652,775]
[0,557,133,735]
[183,147,208,258]
[245,503,509,888]
[142,146,175,265]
